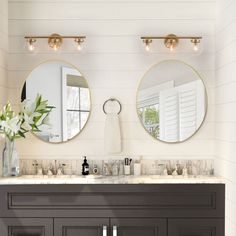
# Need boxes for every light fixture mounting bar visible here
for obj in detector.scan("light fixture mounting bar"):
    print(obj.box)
[141,36,202,40]
[25,36,86,39]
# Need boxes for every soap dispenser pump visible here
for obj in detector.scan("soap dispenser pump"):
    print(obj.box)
[82,156,89,175]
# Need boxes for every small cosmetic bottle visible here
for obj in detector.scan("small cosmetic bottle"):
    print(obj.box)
[82,156,89,175]
[93,164,98,175]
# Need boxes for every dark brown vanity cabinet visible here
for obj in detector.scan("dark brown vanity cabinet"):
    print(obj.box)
[0,184,225,236]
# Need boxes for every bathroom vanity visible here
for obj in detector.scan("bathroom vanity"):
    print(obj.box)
[0,176,225,236]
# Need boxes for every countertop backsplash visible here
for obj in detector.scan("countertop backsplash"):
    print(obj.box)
[20,159,214,176]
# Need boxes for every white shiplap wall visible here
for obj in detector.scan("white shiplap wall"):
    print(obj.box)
[0,0,8,175]
[0,0,8,107]
[215,0,236,235]
[7,0,216,160]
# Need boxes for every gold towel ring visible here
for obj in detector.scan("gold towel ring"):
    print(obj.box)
[103,98,122,115]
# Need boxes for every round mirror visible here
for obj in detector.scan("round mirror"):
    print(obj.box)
[21,60,91,143]
[137,60,207,143]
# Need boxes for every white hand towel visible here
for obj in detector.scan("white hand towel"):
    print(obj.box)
[104,113,121,154]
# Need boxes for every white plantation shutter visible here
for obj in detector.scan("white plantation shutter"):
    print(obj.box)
[179,83,197,141]
[159,88,179,142]
[179,80,205,141]
[159,80,205,142]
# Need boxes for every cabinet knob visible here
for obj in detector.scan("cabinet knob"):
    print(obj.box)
[103,225,107,236]
[113,225,117,236]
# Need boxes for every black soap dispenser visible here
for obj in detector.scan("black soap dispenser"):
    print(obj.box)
[82,156,89,175]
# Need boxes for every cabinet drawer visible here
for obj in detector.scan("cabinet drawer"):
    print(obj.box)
[0,184,224,218]
[0,218,53,236]
[8,191,214,209]
[168,219,224,236]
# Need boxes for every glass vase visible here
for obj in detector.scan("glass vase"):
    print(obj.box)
[2,138,20,177]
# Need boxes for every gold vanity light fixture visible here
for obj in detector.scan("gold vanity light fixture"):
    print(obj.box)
[25,34,86,51]
[141,34,202,52]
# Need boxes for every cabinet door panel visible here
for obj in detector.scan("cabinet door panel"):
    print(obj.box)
[0,218,53,236]
[54,218,109,236]
[110,218,167,236]
[168,219,224,236]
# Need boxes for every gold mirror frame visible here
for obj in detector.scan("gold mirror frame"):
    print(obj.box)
[20,59,92,144]
[136,59,208,144]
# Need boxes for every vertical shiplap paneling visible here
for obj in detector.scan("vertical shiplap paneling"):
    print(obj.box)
[0,0,8,176]
[7,0,215,160]
[215,0,236,235]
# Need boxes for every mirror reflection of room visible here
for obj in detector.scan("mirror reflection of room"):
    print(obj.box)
[21,61,91,143]
[137,60,206,143]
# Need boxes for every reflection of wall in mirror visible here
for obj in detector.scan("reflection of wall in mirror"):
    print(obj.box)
[140,62,200,90]
[137,81,174,109]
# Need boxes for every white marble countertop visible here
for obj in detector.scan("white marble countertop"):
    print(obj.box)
[0,175,225,185]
